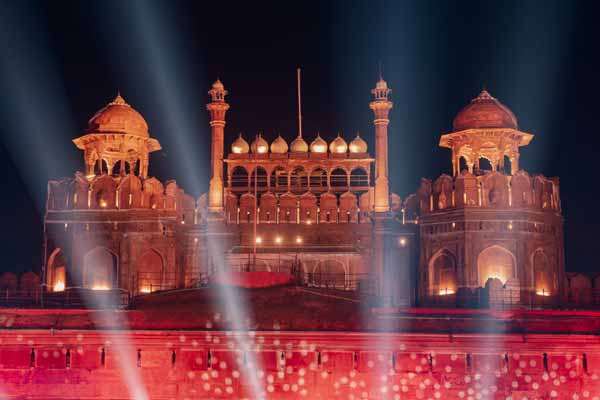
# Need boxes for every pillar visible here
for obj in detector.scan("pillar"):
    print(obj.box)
[206,79,230,213]
[369,78,393,213]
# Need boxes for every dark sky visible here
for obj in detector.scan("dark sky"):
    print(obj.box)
[1,0,599,275]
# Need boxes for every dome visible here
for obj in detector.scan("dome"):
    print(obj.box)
[212,79,224,90]
[270,135,289,154]
[231,133,249,154]
[250,133,269,154]
[375,78,388,90]
[290,135,308,152]
[349,132,368,153]
[87,93,149,137]
[329,134,348,153]
[452,89,518,132]
[310,134,327,153]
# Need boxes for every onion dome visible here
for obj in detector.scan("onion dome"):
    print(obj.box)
[329,134,348,153]
[290,135,309,152]
[87,93,149,137]
[270,134,289,153]
[250,133,269,154]
[452,89,518,132]
[349,132,368,153]
[231,133,249,154]
[310,133,328,153]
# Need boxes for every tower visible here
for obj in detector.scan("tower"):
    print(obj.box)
[369,77,393,212]
[206,79,230,213]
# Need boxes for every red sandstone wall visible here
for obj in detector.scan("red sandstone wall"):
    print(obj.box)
[1,329,599,399]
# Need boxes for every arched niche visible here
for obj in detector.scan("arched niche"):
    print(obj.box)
[83,247,118,289]
[137,249,165,293]
[532,249,555,296]
[47,248,67,291]
[477,245,516,287]
[428,249,457,295]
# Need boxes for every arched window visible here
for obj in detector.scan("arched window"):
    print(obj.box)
[94,159,109,175]
[310,260,347,289]
[330,168,348,189]
[250,166,268,194]
[290,166,307,193]
[502,155,512,175]
[350,167,369,190]
[459,156,469,173]
[309,168,327,190]
[270,166,288,191]
[83,248,118,289]
[477,157,493,174]
[231,166,249,190]
[477,246,516,287]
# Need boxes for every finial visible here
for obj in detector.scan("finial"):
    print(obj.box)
[110,91,128,106]
[378,61,383,81]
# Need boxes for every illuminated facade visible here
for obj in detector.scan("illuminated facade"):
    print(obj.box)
[20,79,591,400]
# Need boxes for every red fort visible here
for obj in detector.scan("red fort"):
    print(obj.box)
[2,76,598,399]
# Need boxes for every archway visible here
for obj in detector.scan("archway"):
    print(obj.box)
[428,249,457,295]
[459,156,469,174]
[477,246,516,287]
[83,248,118,290]
[47,248,67,292]
[137,249,165,294]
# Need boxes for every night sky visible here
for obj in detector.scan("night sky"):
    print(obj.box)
[1,1,599,275]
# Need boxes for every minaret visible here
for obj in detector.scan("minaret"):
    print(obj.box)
[206,79,230,213]
[369,76,393,213]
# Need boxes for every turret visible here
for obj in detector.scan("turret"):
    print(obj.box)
[206,79,230,213]
[369,77,393,212]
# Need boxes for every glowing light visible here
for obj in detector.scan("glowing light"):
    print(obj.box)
[139,287,152,294]
[399,237,407,247]
[296,236,303,244]
[439,288,455,296]
[312,144,326,153]
[99,199,107,208]
[335,145,346,153]
[306,220,312,225]
[508,221,513,230]
[255,236,262,244]
[232,145,244,154]
[536,289,551,296]
[53,280,65,292]
[91,285,111,291]
[275,236,282,244]
[451,222,456,229]
[257,145,268,154]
